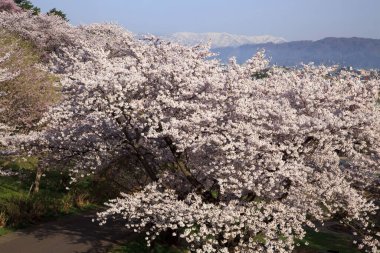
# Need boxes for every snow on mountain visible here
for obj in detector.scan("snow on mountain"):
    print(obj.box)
[212,37,380,69]
[164,32,286,48]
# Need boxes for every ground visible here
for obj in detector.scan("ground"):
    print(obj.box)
[0,212,131,253]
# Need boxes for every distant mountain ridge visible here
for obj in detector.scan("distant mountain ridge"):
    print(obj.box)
[212,37,380,69]
[164,32,286,48]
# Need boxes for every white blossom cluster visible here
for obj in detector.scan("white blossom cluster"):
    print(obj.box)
[0,167,18,176]
[0,52,18,82]
[0,12,379,252]
[0,51,17,148]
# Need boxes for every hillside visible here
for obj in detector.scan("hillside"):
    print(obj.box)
[212,37,380,69]
[0,29,59,131]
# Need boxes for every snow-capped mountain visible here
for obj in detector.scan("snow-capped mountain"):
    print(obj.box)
[164,32,286,48]
[212,37,380,69]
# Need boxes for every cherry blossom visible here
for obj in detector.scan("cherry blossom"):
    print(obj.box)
[0,12,379,252]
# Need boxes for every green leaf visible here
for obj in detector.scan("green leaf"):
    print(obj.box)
[210,190,218,199]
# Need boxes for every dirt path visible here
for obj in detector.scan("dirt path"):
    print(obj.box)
[0,212,131,253]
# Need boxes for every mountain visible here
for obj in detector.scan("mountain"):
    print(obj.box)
[212,37,380,69]
[164,32,286,48]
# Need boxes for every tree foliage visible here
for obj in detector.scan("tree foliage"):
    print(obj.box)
[1,0,67,20]
[0,12,379,253]
[47,8,68,21]
[13,0,40,15]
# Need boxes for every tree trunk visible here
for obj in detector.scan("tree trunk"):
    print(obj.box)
[32,166,43,193]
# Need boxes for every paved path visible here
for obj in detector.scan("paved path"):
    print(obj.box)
[0,212,132,253]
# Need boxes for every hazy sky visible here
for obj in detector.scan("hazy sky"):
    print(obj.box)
[30,0,380,41]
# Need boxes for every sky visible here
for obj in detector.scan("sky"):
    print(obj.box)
[30,0,380,41]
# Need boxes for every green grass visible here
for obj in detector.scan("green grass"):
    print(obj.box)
[295,227,360,253]
[0,173,91,229]
[0,227,13,236]
[0,158,100,231]
[0,176,27,200]
[111,234,188,253]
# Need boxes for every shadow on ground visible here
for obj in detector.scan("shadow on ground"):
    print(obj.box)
[0,212,132,253]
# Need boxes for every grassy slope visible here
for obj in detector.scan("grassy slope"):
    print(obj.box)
[0,28,59,130]
[0,156,99,229]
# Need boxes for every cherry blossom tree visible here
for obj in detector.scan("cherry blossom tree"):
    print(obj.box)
[1,12,379,252]
[0,0,21,13]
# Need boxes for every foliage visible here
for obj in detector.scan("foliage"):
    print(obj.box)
[13,0,40,15]
[295,227,361,253]
[0,12,379,252]
[0,227,12,236]
[251,68,270,79]
[112,234,188,253]
[47,8,68,21]
[1,0,67,20]
[0,158,99,228]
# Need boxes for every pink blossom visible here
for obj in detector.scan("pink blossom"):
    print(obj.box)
[0,0,21,13]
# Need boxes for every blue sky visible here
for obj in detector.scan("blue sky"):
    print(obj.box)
[31,0,380,41]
